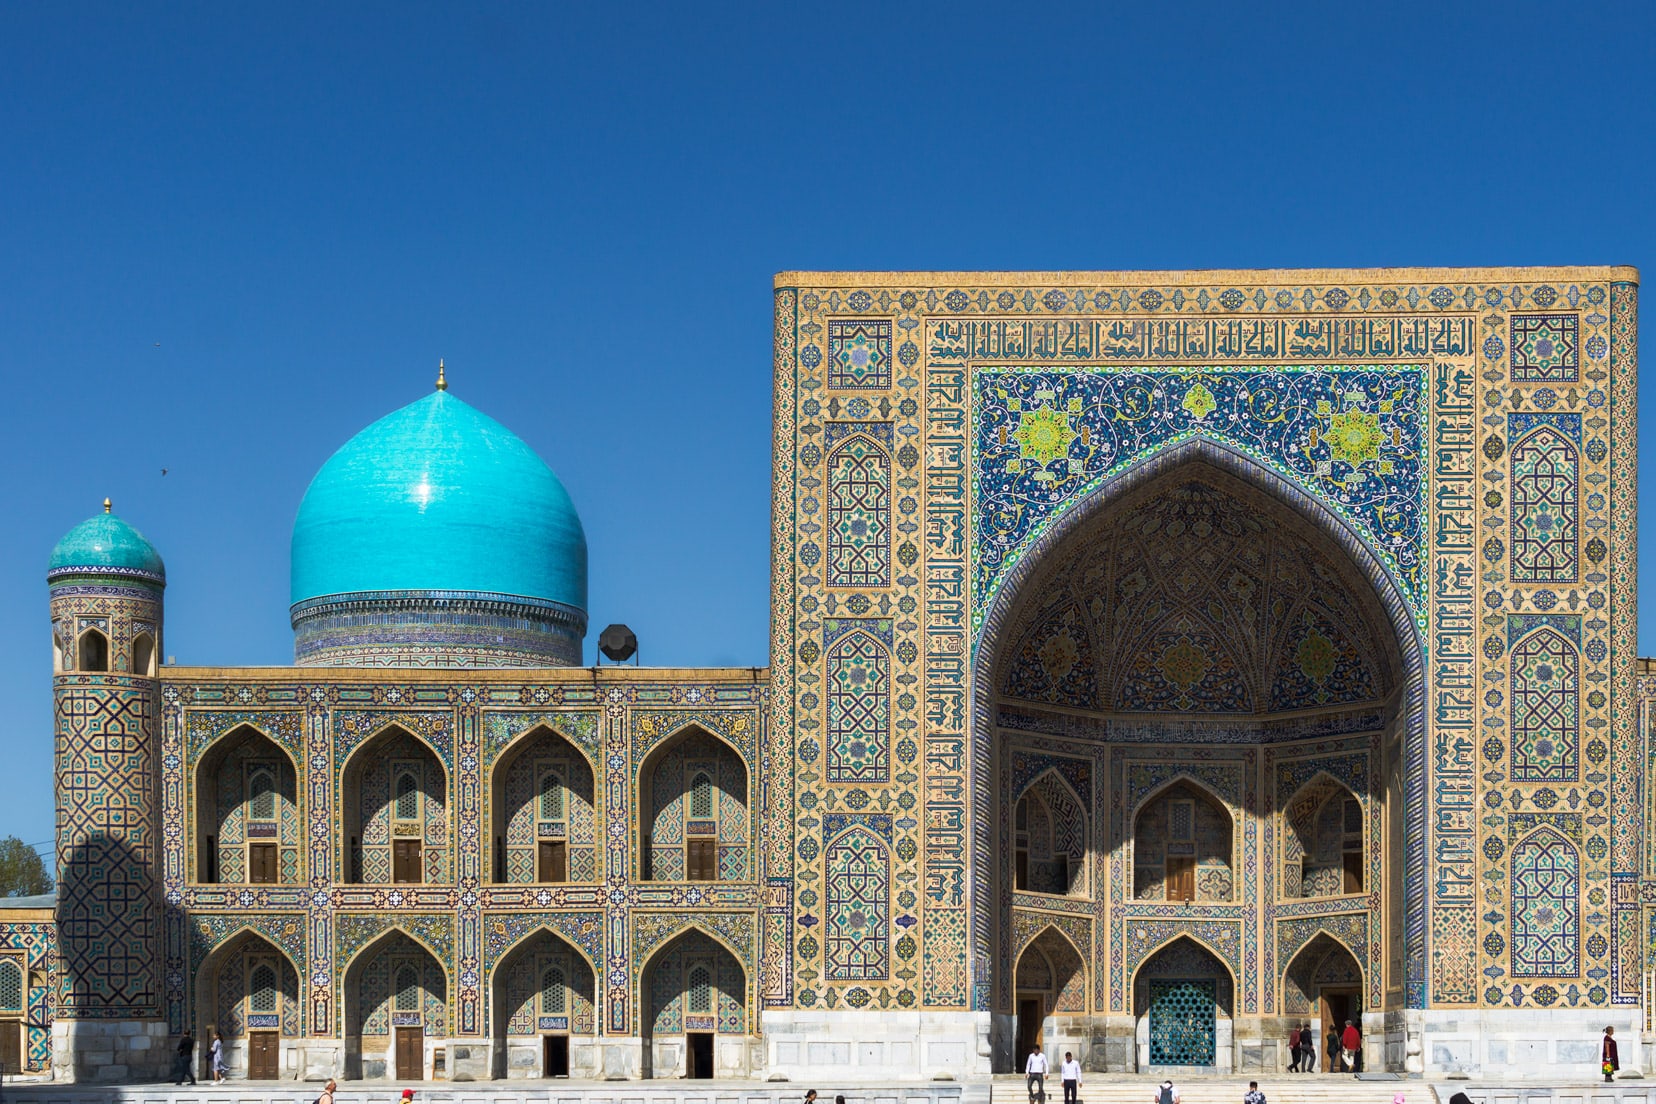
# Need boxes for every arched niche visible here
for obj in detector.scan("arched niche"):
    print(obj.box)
[1132,780,1233,903]
[194,931,301,1080]
[194,726,301,885]
[342,929,447,1081]
[77,627,108,672]
[1282,775,1365,899]
[638,727,749,882]
[341,727,449,885]
[1012,926,1086,1059]
[489,928,597,1078]
[640,928,748,1079]
[1131,936,1235,1072]
[1013,772,1087,897]
[488,726,597,885]
[1282,934,1364,1072]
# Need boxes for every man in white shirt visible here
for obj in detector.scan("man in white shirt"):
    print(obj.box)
[1025,1045,1048,1102]
[1059,1051,1082,1104]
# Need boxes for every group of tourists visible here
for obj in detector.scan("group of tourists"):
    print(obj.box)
[1285,1018,1364,1072]
[169,1028,225,1085]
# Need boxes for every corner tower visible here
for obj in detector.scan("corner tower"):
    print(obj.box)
[290,366,588,667]
[47,500,168,1081]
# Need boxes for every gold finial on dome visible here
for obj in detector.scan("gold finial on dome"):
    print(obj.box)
[436,359,448,392]
[103,497,112,514]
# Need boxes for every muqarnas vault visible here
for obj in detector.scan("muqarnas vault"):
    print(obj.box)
[27,267,1646,1084]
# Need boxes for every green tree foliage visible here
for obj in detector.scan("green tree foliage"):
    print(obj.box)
[0,838,52,897]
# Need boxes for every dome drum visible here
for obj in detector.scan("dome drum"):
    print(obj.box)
[291,589,586,669]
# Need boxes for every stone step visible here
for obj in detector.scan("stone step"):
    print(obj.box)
[989,1079,1426,1104]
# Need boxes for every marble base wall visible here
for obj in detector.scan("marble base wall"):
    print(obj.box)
[51,1020,171,1084]
[1409,1007,1643,1080]
[764,1010,994,1081]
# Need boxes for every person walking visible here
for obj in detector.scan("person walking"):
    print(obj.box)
[1025,1044,1048,1103]
[1299,1023,1315,1073]
[803,1092,817,1104]
[1152,1081,1180,1104]
[172,1029,196,1085]
[1326,1025,1341,1071]
[1242,1082,1266,1104]
[317,1080,338,1104]
[1059,1050,1081,1104]
[1340,1020,1361,1073]
[1286,1025,1300,1072]
[208,1029,225,1083]
[1603,1025,1620,1083]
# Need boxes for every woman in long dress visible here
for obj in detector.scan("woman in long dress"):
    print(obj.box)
[209,1030,225,1083]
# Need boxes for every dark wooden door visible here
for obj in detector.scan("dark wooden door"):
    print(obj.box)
[1165,855,1195,901]
[687,1032,713,1079]
[686,839,716,881]
[247,1031,278,1080]
[249,843,278,884]
[538,841,567,883]
[395,1026,422,1080]
[393,840,423,884]
[1016,998,1042,1061]
[544,1035,569,1077]
[0,1020,19,1076]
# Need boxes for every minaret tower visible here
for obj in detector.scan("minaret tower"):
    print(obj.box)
[47,500,167,1081]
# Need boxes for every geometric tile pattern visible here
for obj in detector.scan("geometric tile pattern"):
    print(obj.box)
[1509,621,1580,783]
[1509,825,1581,978]
[1509,313,1579,383]
[825,627,891,783]
[823,827,889,981]
[1509,415,1580,583]
[775,268,1629,1019]
[825,425,892,589]
[827,319,892,390]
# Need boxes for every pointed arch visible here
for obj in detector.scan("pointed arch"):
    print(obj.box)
[1014,920,1085,966]
[1509,425,1579,583]
[1281,930,1364,1016]
[193,724,302,885]
[76,627,108,672]
[131,630,156,676]
[826,431,891,588]
[825,628,891,782]
[340,924,449,1077]
[341,725,450,885]
[1132,776,1235,903]
[193,929,303,1052]
[1014,769,1087,896]
[975,435,1426,1010]
[1509,826,1581,977]
[488,723,597,885]
[1281,773,1366,899]
[1130,932,1238,1019]
[1509,625,1580,782]
[638,724,750,882]
[640,924,750,1065]
[823,825,890,980]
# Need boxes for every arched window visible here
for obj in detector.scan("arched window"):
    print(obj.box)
[132,631,155,677]
[0,961,22,1013]
[249,961,277,1013]
[248,768,277,822]
[541,965,566,1014]
[687,964,711,1014]
[52,629,64,674]
[539,771,564,821]
[394,964,420,1011]
[78,628,108,673]
[394,771,420,822]
[1133,782,1233,902]
[690,772,713,819]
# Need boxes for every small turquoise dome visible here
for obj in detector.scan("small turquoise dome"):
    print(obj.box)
[291,388,587,611]
[49,505,165,583]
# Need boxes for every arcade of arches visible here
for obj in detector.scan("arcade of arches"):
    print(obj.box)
[993,462,1411,1072]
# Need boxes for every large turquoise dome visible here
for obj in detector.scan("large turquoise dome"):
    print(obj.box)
[48,505,166,584]
[290,382,588,667]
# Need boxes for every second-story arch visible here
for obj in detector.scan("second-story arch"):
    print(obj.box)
[1281,774,1365,899]
[638,725,749,882]
[194,725,301,885]
[1131,777,1234,903]
[488,725,597,884]
[342,726,450,885]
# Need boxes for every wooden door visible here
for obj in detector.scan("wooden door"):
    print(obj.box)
[0,1020,19,1076]
[247,1031,278,1080]
[393,840,423,884]
[249,843,278,885]
[687,1032,714,1079]
[544,1035,569,1077]
[538,841,567,883]
[395,1026,423,1080]
[1165,855,1195,901]
[686,839,716,881]
[1016,998,1042,1061]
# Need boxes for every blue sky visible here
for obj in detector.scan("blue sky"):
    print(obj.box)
[0,3,1651,846]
